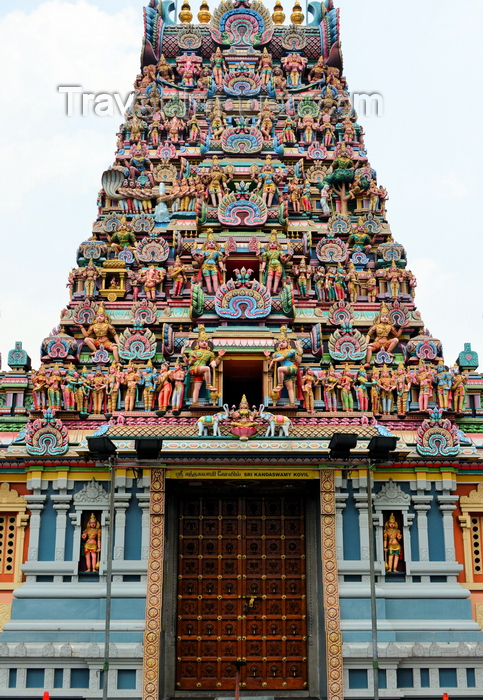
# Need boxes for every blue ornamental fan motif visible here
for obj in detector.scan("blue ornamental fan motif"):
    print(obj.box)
[221,126,263,154]
[406,331,443,362]
[41,327,79,362]
[223,69,261,97]
[77,240,108,264]
[316,237,348,263]
[91,345,110,364]
[218,191,268,226]
[130,299,157,325]
[307,143,328,160]
[215,279,271,319]
[156,143,177,159]
[377,239,406,265]
[328,326,367,362]
[327,213,352,236]
[136,237,169,263]
[72,299,98,325]
[25,409,69,457]
[210,0,274,47]
[118,325,157,361]
[416,408,460,457]
[131,213,155,233]
[327,301,366,362]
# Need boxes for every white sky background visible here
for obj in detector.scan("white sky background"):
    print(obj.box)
[0,0,481,369]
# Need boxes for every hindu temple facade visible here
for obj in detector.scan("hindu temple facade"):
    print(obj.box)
[1,0,483,698]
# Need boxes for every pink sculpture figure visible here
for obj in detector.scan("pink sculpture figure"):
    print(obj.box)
[281,53,307,87]
[416,363,435,412]
[139,266,165,301]
[260,231,291,296]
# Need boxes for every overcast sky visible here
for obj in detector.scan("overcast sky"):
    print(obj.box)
[0,0,481,370]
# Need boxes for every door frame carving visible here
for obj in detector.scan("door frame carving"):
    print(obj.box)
[157,481,328,698]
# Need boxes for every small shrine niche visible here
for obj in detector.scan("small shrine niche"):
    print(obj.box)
[382,511,405,575]
[374,479,412,577]
[100,260,127,300]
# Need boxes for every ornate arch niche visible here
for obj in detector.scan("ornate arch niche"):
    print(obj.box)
[70,478,109,576]
[373,479,413,576]
[458,483,483,586]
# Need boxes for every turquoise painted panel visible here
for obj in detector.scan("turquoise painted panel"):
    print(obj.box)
[439,668,457,687]
[342,483,361,560]
[397,668,413,688]
[124,484,143,560]
[118,669,137,689]
[71,668,89,688]
[348,669,368,689]
[385,598,472,620]
[54,668,63,688]
[428,485,445,561]
[26,668,45,688]
[38,483,56,561]
[9,597,146,621]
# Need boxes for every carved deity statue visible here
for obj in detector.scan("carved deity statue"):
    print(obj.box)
[77,304,120,363]
[192,231,226,294]
[365,304,402,365]
[383,513,402,573]
[181,326,225,406]
[259,230,291,295]
[269,327,303,406]
[81,513,101,572]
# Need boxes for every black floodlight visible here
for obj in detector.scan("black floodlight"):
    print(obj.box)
[230,660,247,669]
[87,436,117,460]
[135,438,163,460]
[329,433,358,460]
[368,435,399,462]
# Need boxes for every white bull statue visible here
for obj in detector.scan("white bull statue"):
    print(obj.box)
[258,405,292,437]
[197,404,230,437]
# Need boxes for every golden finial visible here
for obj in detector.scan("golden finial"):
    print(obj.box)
[290,0,304,24]
[179,0,193,24]
[272,0,285,24]
[198,0,211,23]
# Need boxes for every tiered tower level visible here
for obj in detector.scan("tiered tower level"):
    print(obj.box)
[2,1,483,699]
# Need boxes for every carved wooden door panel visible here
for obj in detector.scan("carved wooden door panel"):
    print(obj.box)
[176,495,307,691]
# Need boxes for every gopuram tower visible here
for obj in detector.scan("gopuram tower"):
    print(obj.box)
[1,1,483,699]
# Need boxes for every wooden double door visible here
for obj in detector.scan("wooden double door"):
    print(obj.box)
[176,494,308,691]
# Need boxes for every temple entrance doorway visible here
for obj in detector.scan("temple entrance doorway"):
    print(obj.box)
[223,359,263,408]
[175,492,308,691]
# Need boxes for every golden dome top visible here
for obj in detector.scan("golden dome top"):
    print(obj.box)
[179,0,193,24]
[272,0,285,24]
[198,0,211,24]
[290,0,304,25]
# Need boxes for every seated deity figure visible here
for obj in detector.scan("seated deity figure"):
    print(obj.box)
[77,303,120,363]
